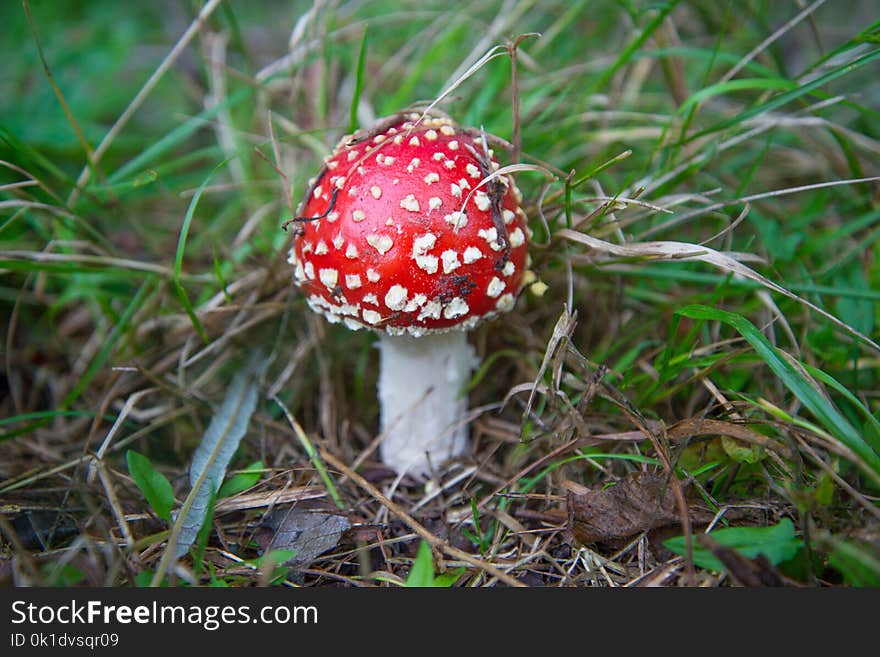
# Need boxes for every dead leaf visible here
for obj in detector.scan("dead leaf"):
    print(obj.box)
[264,507,351,569]
[566,472,713,547]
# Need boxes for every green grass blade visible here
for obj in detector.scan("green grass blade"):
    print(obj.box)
[349,27,368,134]
[676,305,880,477]
[172,160,232,344]
[107,88,252,184]
[589,1,680,94]
[686,47,880,142]
[676,77,797,117]
[61,279,154,410]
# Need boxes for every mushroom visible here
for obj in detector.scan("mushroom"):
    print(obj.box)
[286,110,529,476]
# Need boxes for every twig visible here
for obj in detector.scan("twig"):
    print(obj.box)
[320,450,525,587]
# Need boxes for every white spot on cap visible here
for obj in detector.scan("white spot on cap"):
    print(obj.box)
[441,249,461,274]
[393,135,403,145]
[448,140,459,150]
[440,125,456,136]
[496,293,515,312]
[502,260,515,276]
[478,227,498,244]
[326,159,339,170]
[428,197,442,211]
[335,176,347,189]
[362,309,383,325]
[327,211,339,223]
[400,194,420,212]
[363,293,379,305]
[423,172,439,185]
[474,191,490,211]
[450,183,462,199]
[384,155,396,165]
[347,150,359,161]
[415,254,438,274]
[315,240,329,255]
[486,277,505,298]
[463,246,483,264]
[293,260,305,282]
[502,209,515,224]
[366,234,394,255]
[432,152,445,161]
[332,234,345,250]
[404,293,428,312]
[352,209,366,222]
[412,233,437,256]
[458,178,471,190]
[408,136,421,147]
[443,159,456,169]
[384,284,408,311]
[444,211,467,229]
[406,158,420,173]
[345,274,362,289]
[345,243,359,259]
[443,297,469,319]
[373,134,386,144]
[418,300,442,321]
[509,227,526,248]
[313,185,323,199]
[366,269,380,282]
[319,268,338,289]
[461,315,482,331]
[288,248,298,265]
[425,129,438,141]
[301,241,313,254]
[343,317,363,331]
[466,163,481,179]
[370,186,382,199]
[304,261,315,280]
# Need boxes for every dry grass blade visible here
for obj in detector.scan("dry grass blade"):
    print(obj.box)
[720,0,828,83]
[557,228,880,353]
[320,450,526,587]
[67,0,224,205]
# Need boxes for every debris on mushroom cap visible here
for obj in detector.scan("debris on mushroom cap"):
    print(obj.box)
[288,110,530,337]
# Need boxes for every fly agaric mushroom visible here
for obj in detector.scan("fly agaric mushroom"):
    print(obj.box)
[285,110,529,476]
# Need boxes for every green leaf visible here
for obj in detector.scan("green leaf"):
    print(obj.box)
[171,354,266,559]
[406,541,437,587]
[720,435,762,464]
[664,518,802,572]
[126,450,174,521]
[433,569,466,587]
[217,460,264,499]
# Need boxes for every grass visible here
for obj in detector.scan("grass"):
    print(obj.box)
[1,0,879,587]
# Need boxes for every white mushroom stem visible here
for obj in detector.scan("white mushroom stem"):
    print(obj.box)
[377,331,476,476]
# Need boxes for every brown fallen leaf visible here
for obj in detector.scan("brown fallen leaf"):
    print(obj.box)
[566,472,714,548]
[264,506,351,569]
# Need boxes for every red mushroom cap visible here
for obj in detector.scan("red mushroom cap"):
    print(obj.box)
[288,111,529,337]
